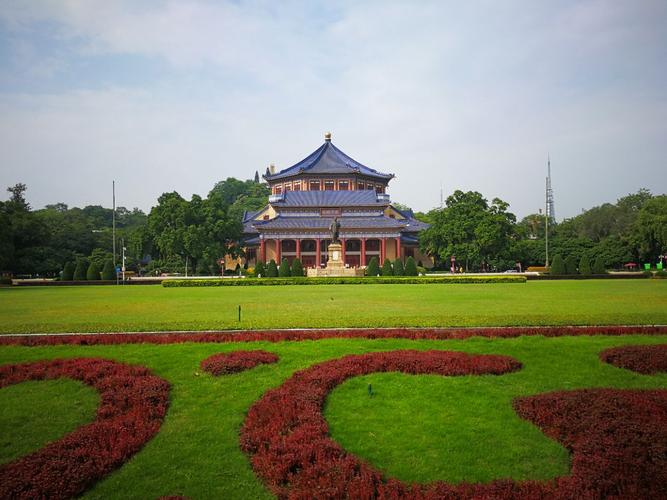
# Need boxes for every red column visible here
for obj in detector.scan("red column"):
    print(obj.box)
[316,238,321,267]
[341,238,346,264]
[395,237,401,262]
[296,239,301,260]
[276,239,281,263]
[381,238,386,264]
[260,239,266,263]
[361,238,366,267]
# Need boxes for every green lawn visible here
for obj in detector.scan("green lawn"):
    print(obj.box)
[1,280,666,333]
[1,335,666,499]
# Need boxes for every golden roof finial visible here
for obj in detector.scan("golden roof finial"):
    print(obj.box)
[324,132,332,142]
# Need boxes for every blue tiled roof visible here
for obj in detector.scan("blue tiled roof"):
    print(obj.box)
[253,215,406,230]
[264,140,393,181]
[270,190,388,207]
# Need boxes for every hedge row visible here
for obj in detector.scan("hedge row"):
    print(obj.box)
[200,350,279,376]
[600,344,667,374]
[240,350,523,499]
[527,274,650,280]
[14,280,163,286]
[162,275,527,287]
[0,358,170,499]
[2,325,666,347]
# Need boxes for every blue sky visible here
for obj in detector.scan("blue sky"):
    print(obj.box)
[1,0,665,220]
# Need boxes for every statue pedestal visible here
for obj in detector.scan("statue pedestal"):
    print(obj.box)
[306,242,364,277]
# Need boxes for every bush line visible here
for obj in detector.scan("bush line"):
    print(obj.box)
[600,344,667,374]
[200,350,279,376]
[162,276,526,287]
[2,326,666,347]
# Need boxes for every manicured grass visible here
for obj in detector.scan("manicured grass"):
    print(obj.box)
[0,379,98,464]
[0,334,666,498]
[1,280,666,333]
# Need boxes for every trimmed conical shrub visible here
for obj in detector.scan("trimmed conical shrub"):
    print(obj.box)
[62,262,75,281]
[101,260,115,280]
[550,254,565,275]
[290,258,304,277]
[565,255,578,275]
[73,260,87,280]
[255,261,266,278]
[86,262,100,281]
[267,259,278,277]
[393,259,405,276]
[366,257,379,276]
[404,256,418,276]
[279,258,291,277]
[592,256,607,275]
[381,259,393,276]
[579,255,591,276]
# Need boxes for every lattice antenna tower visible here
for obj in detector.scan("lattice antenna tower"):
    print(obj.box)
[546,155,555,222]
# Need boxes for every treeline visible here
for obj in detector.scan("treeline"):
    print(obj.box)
[419,188,666,271]
[0,178,268,277]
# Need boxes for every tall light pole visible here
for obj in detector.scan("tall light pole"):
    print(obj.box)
[122,238,126,283]
[112,181,116,268]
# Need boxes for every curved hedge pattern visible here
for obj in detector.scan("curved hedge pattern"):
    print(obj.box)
[0,358,170,499]
[200,350,279,376]
[240,350,523,498]
[1,325,666,347]
[240,351,667,498]
[600,344,667,374]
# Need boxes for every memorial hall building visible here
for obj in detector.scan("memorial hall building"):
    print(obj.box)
[241,133,431,269]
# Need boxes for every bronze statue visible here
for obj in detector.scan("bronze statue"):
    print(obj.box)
[329,217,340,243]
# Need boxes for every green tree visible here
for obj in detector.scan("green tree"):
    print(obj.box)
[73,259,87,280]
[279,258,291,277]
[393,259,405,276]
[381,259,393,276]
[420,190,516,271]
[255,261,266,278]
[592,256,607,275]
[633,195,667,262]
[86,262,100,281]
[404,256,418,276]
[366,256,379,276]
[579,255,591,275]
[62,261,75,281]
[550,254,565,275]
[267,259,278,277]
[290,258,304,277]
[101,260,115,280]
[565,255,578,275]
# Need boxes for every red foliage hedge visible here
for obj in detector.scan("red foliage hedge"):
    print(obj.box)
[1,325,665,347]
[600,344,667,374]
[200,350,279,376]
[240,350,667,499]
[0,358,170,499]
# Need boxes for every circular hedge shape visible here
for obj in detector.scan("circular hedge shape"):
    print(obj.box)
[600,344,667,374]
[200,350,279,376]
[241,350,667,498]
[0,358,170,499]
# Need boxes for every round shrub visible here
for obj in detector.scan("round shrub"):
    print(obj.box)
[592,256,607,275]
[290,258,304,277]
[404,256,418,276]
[579,255,591,276]
[62,261,75,281]
[278,258,291,277]
[381,259,393,276]
[366,256,379,276]
[86,262,100,281]
[549,254,565,275]
[101,260,115,280]
[393,259,404,276]
[565,255,578,275]
[255,261,266,278]
[73,260,87,280]
[266,260,278,278]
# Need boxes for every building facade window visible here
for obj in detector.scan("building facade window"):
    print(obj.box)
[324,180,335,191]
[309,180,320,191]
[293,181,301,191]
[338,181,349,191]
[367,184,374,191]
[358,181,365,190]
